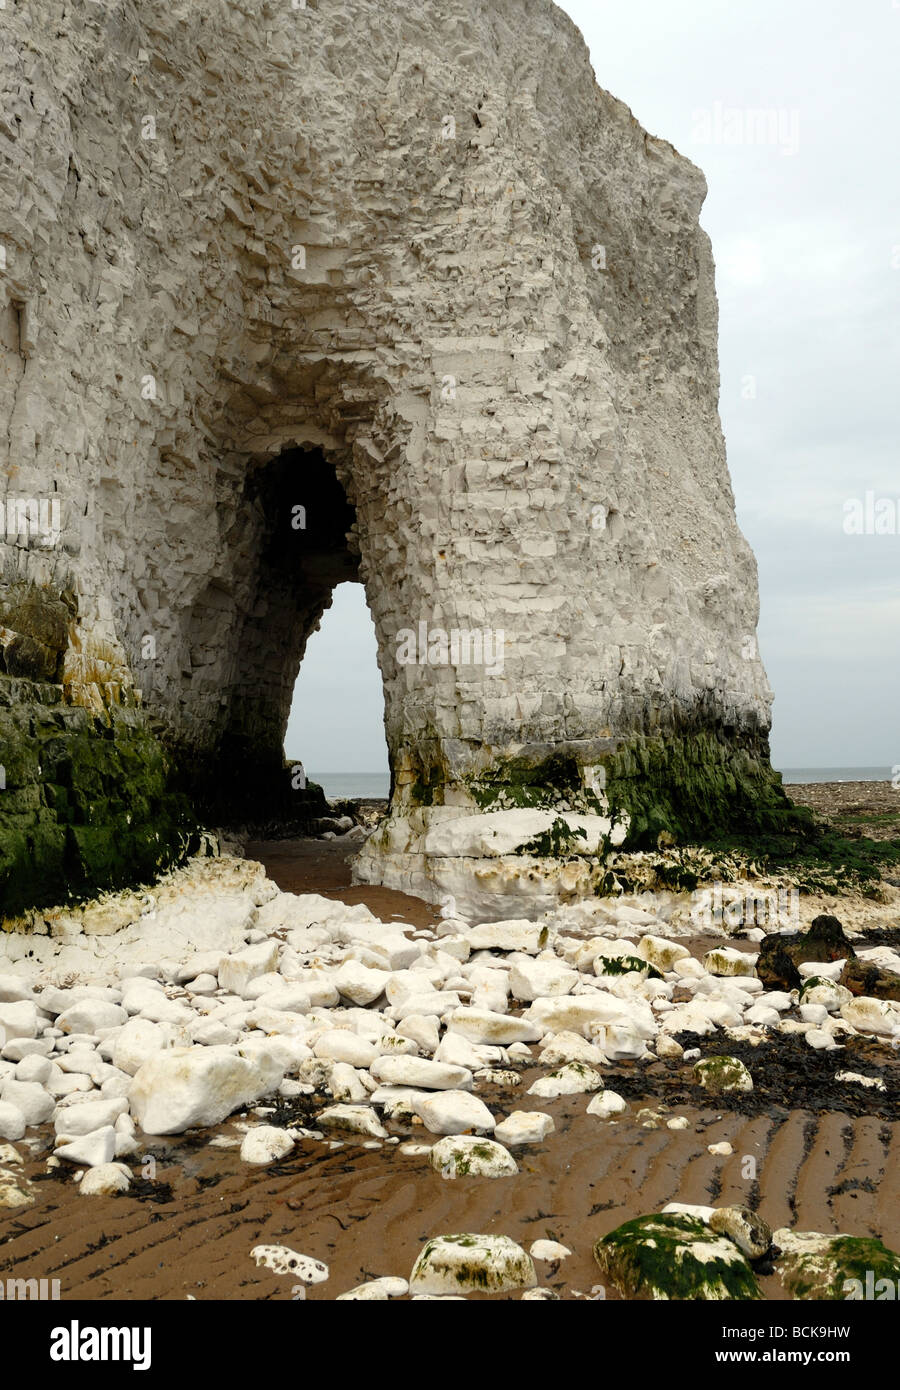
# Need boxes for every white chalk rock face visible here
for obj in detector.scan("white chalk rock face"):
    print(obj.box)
[410,1234,537,1296]
[415,1091,496,1136]
[129,1046,284,1135]
[240,1125,296,1164]
[370,1056,473,1091]
[430,1135,518,1179]
[493,1111,555,1146]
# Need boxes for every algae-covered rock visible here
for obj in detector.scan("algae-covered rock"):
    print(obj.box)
[429,1135,518,1179]
[593,1213,762,1300]
[839,957,900,1002]
[410,1233,537,1295]
[693,1055,754,1094]
[773,1229,900,1300]
[709,1206,772,1259]
[703,947,756,978]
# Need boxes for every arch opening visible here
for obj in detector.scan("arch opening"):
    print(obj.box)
[180,446,375,823]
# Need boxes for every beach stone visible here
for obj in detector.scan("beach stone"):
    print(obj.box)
[709,1206,772,1259]
[337,1277,408,1300]
[841,997,898,1038]
[703,947,756,978]
[14,1054,53,1084]
[693,1056,754,1094]
[395,1015,440,1053]
[755,936,803,992]
[55,1126,117,1167]
[56,1000,128,1034]
[538,1030,605,1067]
[251,1245,329,1284]
[655,1035,684,1059]
[410,1234,537,1295]
[0,976,34,1004]
[586,1090,627,1119]
[839,957,900,1002]
[415,1091,495,1135]
[508,959,578,1001]
[530,1240,571,1262]
[430,1135,518,1179]
[333,961,389,1006]
[370,1056,473,1091]
[79,1163,132,1196]
[447,1008,541,1046]
[773,1229,900,1300]
[636,936,691,973]
[110,1018,168,1076]
[0,1165,33,1209]
[1,1079,54,1126]
[465,922,549,955]
[527,1062,602,1098]
[313,1032,378,1068]
[0,1102,26,1142]
[0,1003,39,1041]
[493,1111,555,1146]
[524,996,625,1038]
[317,1105,389,1139]
[330,1063,370,1102]
[54,1096,129,1138]
[129,1046,284,1135]
[800,977,852,1011]
[240,1125,296,1164]
[594,1213,762,1300]
[218,942,280,998]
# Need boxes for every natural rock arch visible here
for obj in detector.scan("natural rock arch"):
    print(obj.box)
[0,0,794,918]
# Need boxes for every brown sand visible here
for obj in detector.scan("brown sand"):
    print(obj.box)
[2,783,898,1300]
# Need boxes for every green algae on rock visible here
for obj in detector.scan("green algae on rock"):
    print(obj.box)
[693,1056,754,1094]
[410,1233,536,1296]
[774,1229,900,1300]
[593,1213,762,1300]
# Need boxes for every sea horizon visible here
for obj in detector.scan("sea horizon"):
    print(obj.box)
[307,765,896,800]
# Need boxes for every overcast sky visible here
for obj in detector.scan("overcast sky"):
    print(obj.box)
[287,0,899,775]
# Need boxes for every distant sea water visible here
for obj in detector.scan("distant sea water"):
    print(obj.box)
[311,772,390,800]
[776,766,892,785]
[311,767,893,799]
